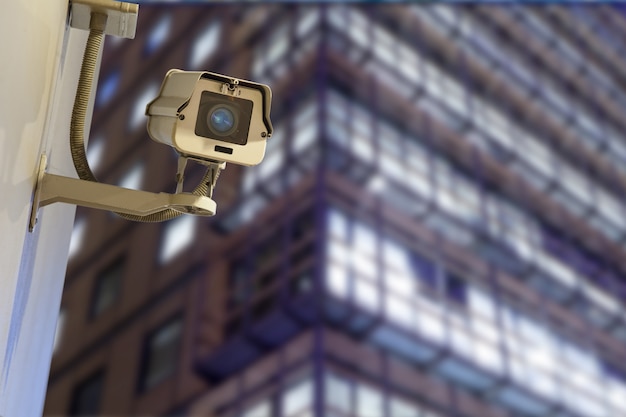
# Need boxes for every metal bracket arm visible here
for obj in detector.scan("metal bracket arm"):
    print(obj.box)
[29,155,216,231]
[39,174,217,215]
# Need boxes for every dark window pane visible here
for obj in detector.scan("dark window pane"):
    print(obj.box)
[410,252,437,289]
[69,370,104,416]
[91,258,124,318]
[602,359,626,384]
[445,273,467,304]
[139,316,183,391]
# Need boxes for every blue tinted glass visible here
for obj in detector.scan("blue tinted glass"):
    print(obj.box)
[410,252,437,289]
[210,107,235,133]
[145,15,171,56]
[97,70,121,107]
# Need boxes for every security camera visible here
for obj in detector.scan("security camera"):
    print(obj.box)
[146,70,273,166]
[31,68,274,227]
[30,5,277,231]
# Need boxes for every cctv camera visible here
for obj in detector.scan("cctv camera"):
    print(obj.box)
[146,70,273,166]
[31,8,278,229]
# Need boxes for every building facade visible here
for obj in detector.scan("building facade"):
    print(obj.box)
[45,4,626,417]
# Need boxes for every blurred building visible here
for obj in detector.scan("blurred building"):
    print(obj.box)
[44,4,626,417]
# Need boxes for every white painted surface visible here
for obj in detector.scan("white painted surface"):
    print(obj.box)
[0,1,99,416]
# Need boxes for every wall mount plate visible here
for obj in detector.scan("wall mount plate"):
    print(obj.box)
[29,154,48,232]
[70,0,138,39]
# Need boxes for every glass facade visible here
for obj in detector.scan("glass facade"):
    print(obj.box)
[217,371,434,417]
[326,208,626,417]
[215,5,626,417]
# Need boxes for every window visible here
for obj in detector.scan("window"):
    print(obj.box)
[53,308,66,355]
[118,162,143,190]
[325,374,351,413]
[69,370,104,416]
[324,372,426,417]
[356,384,383,417]
[130,84,159,130]
[68,218,86,259]
[96,69,121,107]
[241,401,271,417]
[252,21,290,80]
[159,215,196,263]
[444,273,467,304]
[292,116,318,153]
[189,23,221,69]
[90,258,124,318]
[145,15,171,55]
[282,380,313,416]
[390,397,421,417]
[296,8,320,38]
[86,136,105,174]
[242,126,285,194]
[139,316,183,391]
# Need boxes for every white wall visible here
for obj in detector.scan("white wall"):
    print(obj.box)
[0,1,98,416]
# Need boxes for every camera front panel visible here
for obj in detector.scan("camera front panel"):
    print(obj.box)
[194,91,253,146]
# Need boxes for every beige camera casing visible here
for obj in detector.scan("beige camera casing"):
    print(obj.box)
[146,70,273,166]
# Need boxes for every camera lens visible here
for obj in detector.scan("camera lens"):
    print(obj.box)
[196,91,252,145]
[208,106,236,135]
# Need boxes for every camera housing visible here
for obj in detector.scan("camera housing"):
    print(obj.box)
[146,70,273,166]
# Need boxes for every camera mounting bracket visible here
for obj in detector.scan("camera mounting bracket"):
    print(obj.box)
[29,154,217,232]
[70,0,139,39]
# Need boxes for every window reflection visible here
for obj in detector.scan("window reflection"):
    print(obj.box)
[190,23,220,69]
[325,207,626,416]
[68,218,86,259]
[129,84,159,130]
[160,215,196,264]
[145,15,171,56]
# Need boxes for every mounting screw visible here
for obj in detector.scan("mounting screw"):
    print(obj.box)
[261,132,267,138]
[179,114,185,120]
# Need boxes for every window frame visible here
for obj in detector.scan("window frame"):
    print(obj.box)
[89,256,125,320]
[137,314,184,393]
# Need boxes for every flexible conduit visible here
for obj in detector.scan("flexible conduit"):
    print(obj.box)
[70,14,216,222]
